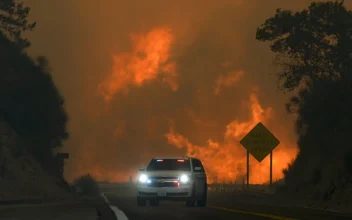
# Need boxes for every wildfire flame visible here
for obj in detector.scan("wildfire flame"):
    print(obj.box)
[165,93,299,184]
[87,27,299,185]
[214,70,244,95]
[98,27,178,102]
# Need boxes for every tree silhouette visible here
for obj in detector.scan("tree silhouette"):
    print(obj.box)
[256,0,352,191]
[256,0,351,91]
[0,1,68,166]
[0,0,36,48]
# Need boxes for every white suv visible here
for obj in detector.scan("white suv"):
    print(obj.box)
[136,156,207,207]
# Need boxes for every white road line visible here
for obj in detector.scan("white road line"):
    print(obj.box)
[101,193,129,220]
[110,206,129,220]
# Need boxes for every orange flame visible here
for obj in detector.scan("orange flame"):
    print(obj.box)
[98,27,178,102]
[165,92,299,184]
[214,70,244,95]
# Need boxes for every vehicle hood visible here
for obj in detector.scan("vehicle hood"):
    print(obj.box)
[142,170,191,177]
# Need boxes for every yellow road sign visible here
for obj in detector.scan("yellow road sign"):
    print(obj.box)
[240,122,280,162]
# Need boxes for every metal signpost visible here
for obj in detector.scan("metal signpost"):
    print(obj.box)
[240,122,280,190]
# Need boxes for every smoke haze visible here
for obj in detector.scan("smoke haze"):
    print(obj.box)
[22,0,352,183]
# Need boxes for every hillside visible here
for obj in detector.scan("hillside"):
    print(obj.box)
[0,119,74,202]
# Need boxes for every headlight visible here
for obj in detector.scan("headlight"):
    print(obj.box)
[180,174,189,183]
[139,174,148,183]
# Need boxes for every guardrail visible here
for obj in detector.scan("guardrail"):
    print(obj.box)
[98,182,273,193]
[207,184,272,193]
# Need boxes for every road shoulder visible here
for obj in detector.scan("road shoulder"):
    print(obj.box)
[0,196,117,220]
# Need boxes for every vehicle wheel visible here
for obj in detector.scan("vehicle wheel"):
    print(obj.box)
[186,183,196,207]
[149,199,159,206]
[137,197,146,206]
[197,188,207,207]
[186,199,195,207]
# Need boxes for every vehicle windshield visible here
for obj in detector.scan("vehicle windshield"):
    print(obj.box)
[146,159,191,171]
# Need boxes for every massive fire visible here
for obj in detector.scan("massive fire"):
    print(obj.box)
[91,27,299,185]
[165,93,299,184]
[214,70,244,95]
[98,27,178,102]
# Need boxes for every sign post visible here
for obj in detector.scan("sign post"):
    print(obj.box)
[240,122,280,190]
[246,150,249,188]
[270,151,273,190]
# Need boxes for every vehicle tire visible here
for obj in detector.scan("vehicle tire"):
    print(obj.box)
[186,199,195,207]
[149,199,159,206]
[197,183,207,207]
[186,183,196,207]
[137,197,146,206]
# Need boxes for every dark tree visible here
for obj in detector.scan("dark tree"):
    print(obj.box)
[256,0,352,192]
[256,0,352,91]
[0,1,68,166]
[0,0,36,48]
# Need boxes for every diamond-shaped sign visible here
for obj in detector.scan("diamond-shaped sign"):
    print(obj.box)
[240,122,280,162]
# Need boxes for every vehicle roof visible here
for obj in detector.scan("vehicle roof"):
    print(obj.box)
[152,156,198,160]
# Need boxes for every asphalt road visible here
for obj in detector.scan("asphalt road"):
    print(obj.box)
[101,183,352,220]
[0,201,98,220]
[0,197,116,220]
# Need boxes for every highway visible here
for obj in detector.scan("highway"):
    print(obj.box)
[100,183,352,220]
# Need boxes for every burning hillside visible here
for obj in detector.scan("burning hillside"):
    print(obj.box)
[67,23,298,184]
[98,27,178,101]
[166,93,299,184]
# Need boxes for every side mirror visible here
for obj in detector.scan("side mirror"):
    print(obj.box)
[139,168,145,171]
[194,167,201,171]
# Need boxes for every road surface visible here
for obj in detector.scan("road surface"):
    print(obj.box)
[100,183,352,220]
[0,197,116,220]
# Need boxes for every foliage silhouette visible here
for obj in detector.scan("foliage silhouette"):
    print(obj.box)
[256,0,351,92]
[256,0,352,192]
[0,1,69,167]
[72,174,100,196]
[0,0,36,49]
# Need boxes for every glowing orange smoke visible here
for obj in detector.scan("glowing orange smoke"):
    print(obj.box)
[74,164,131,183]
[214,70,244,95]
[165,93,299,184]
[98,27,178,102]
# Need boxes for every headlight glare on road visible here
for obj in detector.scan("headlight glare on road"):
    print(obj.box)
[180,174,189,183]
[139,174,148,183]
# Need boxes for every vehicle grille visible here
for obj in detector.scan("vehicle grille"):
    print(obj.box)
[167,192,188,196]
[148,181,179,187]
[146,176,180,187]
[138,192,188,196]
[148,176,178,180]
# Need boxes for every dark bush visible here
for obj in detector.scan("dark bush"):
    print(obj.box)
[72,174,100,196]
[344,150,352,176]
[312,168,321,185]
